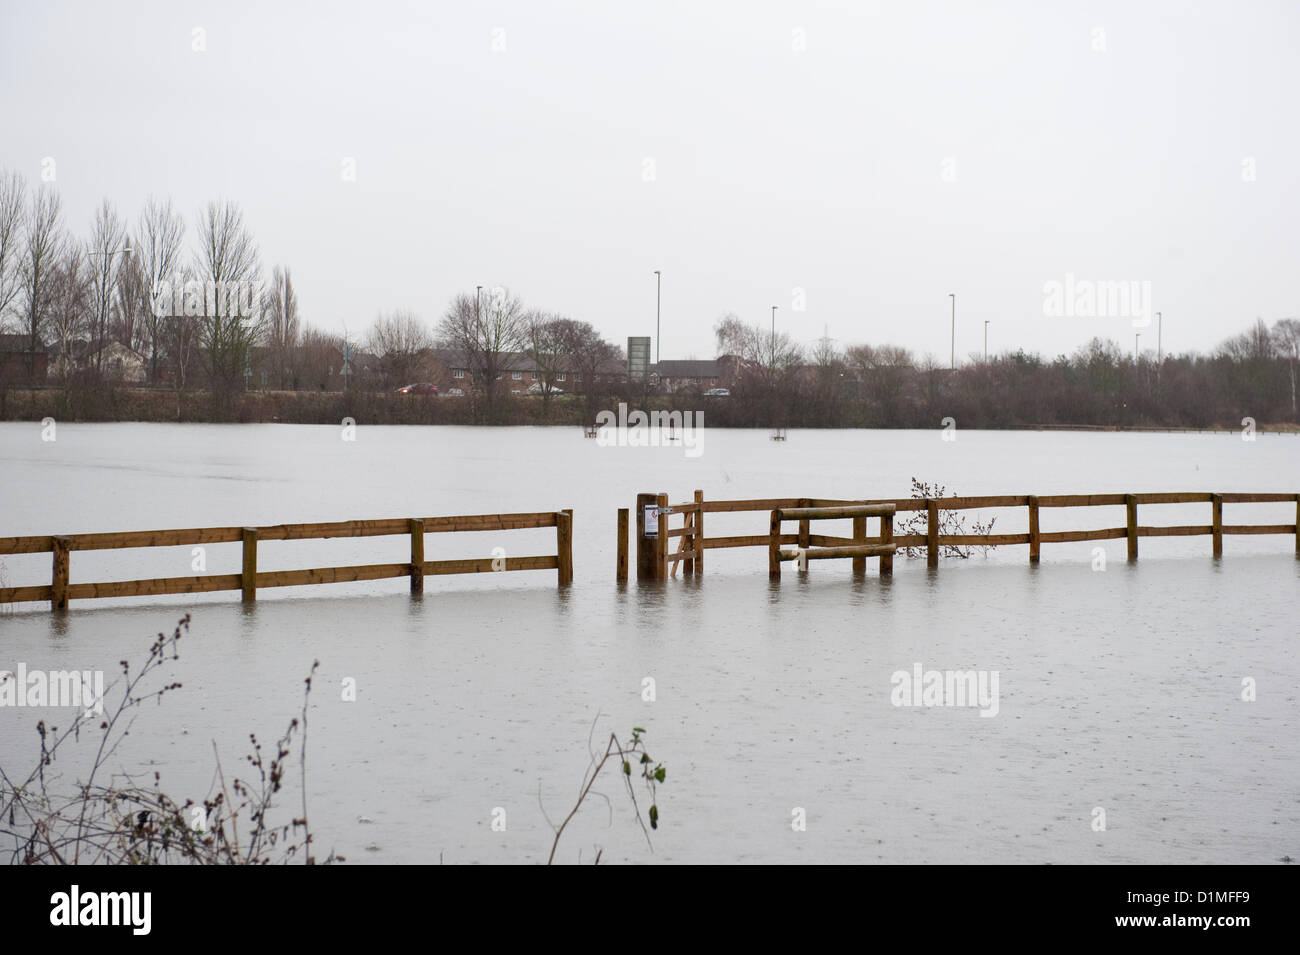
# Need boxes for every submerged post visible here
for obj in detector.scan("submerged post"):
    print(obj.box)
[241,527,258,602]
[694,489,705,576]
[51,536,69,611]
[635,492,660,581]
[1028,495,1040,564]
[769,509,783,579]
[409,518,424,593]
[557,509,573,585]
[797,498,811,554]
[880,510,894,577]
[656,493,668,579]
[1125,494,1138,562]
[926,500,939,568]
[616,507,629,582]
[851,514,866,575]
[1211,494,1223,558]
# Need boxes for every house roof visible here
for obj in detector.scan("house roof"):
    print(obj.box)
[0,333,45,352]
[652,359,722,378]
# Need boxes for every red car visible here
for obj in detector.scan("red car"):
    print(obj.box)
[397,383,438,395]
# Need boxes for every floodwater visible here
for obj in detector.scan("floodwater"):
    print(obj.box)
[0,423,1297,864]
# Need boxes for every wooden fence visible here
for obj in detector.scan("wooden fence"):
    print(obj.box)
[0,510,573,611]
[619,490,1300,579]
[768,504,897,579]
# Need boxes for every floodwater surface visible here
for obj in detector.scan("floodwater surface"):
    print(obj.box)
[1,424,1296,863]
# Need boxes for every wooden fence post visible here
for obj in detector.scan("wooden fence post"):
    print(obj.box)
[694,489,705,576]
[1125,494,1138,562]
[880,510,894,577]
[635,492,656,581]
[926,500,939,568]
[851,514,866,575]
[51,536,69,611]
[1027,495,1040,564]
[616,508,629,581]
[241,527,258,602]
[557,510,573,585]
[769,510,782,579]
[409,518,424,593]
[655,493,668,580]
[1211,494,1223,558]
[797,498,811,557]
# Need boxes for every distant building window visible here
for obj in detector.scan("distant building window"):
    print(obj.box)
[512,371,522,380]
[557,373,565,382]
[453,369,465,378]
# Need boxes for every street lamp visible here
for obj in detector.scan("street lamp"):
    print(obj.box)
[654,270,661,364]
[1156,311,1162,363]
[1135,332,1141,361]
[984,320,989,362]
[948,293,955,370]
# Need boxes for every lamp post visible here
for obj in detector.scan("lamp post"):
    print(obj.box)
[1135,332,1141,361]
[984,320,989,362]
[654,270,661,364]
[948,293,955,370]
[1156,311,1162,363]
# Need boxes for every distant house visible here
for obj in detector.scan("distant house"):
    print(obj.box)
[651,356,740,392]
[98,342,147,383]
[0,334,49,381]
[430,348,627,396]
[45,339,146,383]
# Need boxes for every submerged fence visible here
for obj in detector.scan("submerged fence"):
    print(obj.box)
[3,489,1296,610]
[619,490,1300,579]
[0,510,573,611]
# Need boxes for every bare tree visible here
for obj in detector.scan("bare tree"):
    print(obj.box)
[714,312,802,383]
[194,200,263,407]
[525,311,569,416]
[86,199,127,375]
[298,323,344,391]
[137,197,185,384]
[367,309,431,389]
[46,245,91,381]
[845,343,914,425]
[113,237,150,359]
[160,268,202,419]
[263,266,300,389]
[436,287,529,423]
[1272,318,1300,418]
[18,186,65,376]
[549,317,619,420]
[0,169,26,329]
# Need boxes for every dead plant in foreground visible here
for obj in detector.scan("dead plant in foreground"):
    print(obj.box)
[542,717,666,865]
[897,477,999,559]
[0,615,340,865]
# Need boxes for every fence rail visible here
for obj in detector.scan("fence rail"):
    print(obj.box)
[621,490,1300,579]
[0,510,573,611]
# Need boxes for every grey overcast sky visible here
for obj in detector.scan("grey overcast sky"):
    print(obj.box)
[1,0,1296,362]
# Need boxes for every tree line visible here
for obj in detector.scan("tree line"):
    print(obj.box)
[1,167,1295,428]
[708,313,1300,429]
